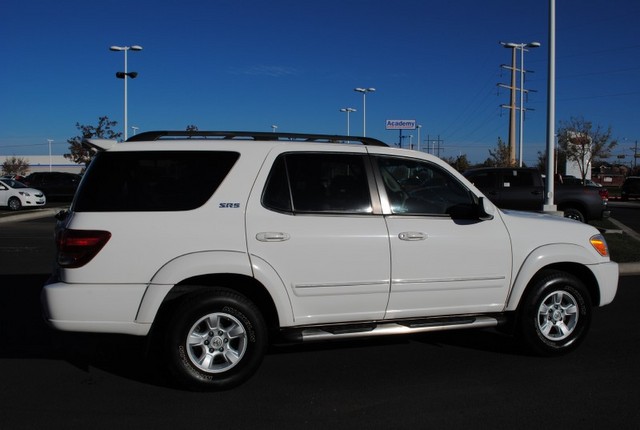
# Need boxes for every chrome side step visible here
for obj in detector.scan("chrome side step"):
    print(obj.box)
[294,316,501,342]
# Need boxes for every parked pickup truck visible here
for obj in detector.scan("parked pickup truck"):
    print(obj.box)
[463,167,610,223]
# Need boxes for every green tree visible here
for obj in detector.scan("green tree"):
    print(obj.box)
[536,149,566,175]
[65,116,122,168]
[483,137,511,167]
[443,154,470,172]
[557,116,617,184]
[1,156,30,176]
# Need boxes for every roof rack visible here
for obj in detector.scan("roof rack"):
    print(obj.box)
[126,130,388,147]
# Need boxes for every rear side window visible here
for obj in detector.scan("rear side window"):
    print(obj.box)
[262,153,372,214]
[467,171,496,189]
[74,151,239,212]
[502,170,534,187]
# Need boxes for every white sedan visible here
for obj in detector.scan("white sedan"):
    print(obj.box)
[0,178,46,211]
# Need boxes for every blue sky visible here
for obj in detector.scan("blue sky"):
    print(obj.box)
[1,0,639,165]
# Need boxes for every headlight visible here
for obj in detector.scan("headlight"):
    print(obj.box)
[19,191,31,196]
[590,234,609,257]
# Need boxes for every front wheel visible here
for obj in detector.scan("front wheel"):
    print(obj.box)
[164,288,267,391]
[518,270,592,356]
[8,197,22,211]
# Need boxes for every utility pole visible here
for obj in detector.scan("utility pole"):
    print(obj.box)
[499,42,539,167]
[498,46,517,166]
[426,135,444,157]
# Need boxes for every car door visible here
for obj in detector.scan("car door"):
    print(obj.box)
[245,148,391,326]
[372,154,513,319]
[0,182,8,206]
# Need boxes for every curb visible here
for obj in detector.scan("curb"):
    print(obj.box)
[0,207,66,224]
[619,262,640,276]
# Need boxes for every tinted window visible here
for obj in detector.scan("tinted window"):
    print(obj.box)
[74,151,239,212]
[262,156,292,212]
[467,171,496,189]
[502,170,534,187]
[262,153,372,214]
[376,156,474,216]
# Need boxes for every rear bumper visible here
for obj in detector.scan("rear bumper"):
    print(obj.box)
[41,280,151,336]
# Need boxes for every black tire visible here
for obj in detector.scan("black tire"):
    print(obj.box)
[563,207,586,223]
[8,197,21,211]
[518,270,592,356]
[164,288,267,391]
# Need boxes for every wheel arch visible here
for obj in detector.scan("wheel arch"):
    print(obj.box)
[505,244,601,312]
[557,201,587,222]
[153,273,281,336]
[135,251,292,335]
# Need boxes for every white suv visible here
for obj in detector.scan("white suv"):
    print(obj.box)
[41,131,618,390]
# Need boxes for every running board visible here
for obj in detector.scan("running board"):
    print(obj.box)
[289,316,501,342]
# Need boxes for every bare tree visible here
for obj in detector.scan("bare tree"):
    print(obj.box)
[2,156,30,176]
[65,116,122,169]
[557,116,617,184]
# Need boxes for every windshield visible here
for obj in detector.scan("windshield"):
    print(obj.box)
[0,179,27,189]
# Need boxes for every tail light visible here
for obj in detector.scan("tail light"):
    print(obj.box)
[598,188,609,201]
[56,229,111,268]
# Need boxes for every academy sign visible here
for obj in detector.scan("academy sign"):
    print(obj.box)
[385,119,416,130]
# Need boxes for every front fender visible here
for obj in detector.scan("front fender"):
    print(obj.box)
[505,243,598,311]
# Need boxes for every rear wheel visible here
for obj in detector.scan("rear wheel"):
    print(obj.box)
[164,288,267,391]
[518,270,591,356]
[563,207,585,223]
[8,197,22,211]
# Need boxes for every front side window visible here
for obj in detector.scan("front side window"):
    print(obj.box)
[262,153,372,214]
[375,156,475,216]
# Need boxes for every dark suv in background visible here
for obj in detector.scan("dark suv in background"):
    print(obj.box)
[463,167,609,223]
[22,172,81,200]
[621,176,640,201]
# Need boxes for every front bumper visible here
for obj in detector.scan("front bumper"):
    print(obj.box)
[589,260,618,306]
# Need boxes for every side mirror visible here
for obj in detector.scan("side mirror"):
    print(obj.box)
[478,197,495,220]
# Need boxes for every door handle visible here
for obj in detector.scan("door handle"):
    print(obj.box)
[398,232,427,241]
[256,232,290,242]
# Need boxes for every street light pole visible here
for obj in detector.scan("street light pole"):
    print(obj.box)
[354,87,375,136]
[544,0,557,212]
[110,45,142,141]
[417,124,422,152]
[340,108,356,136]
[47,139,53,172]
